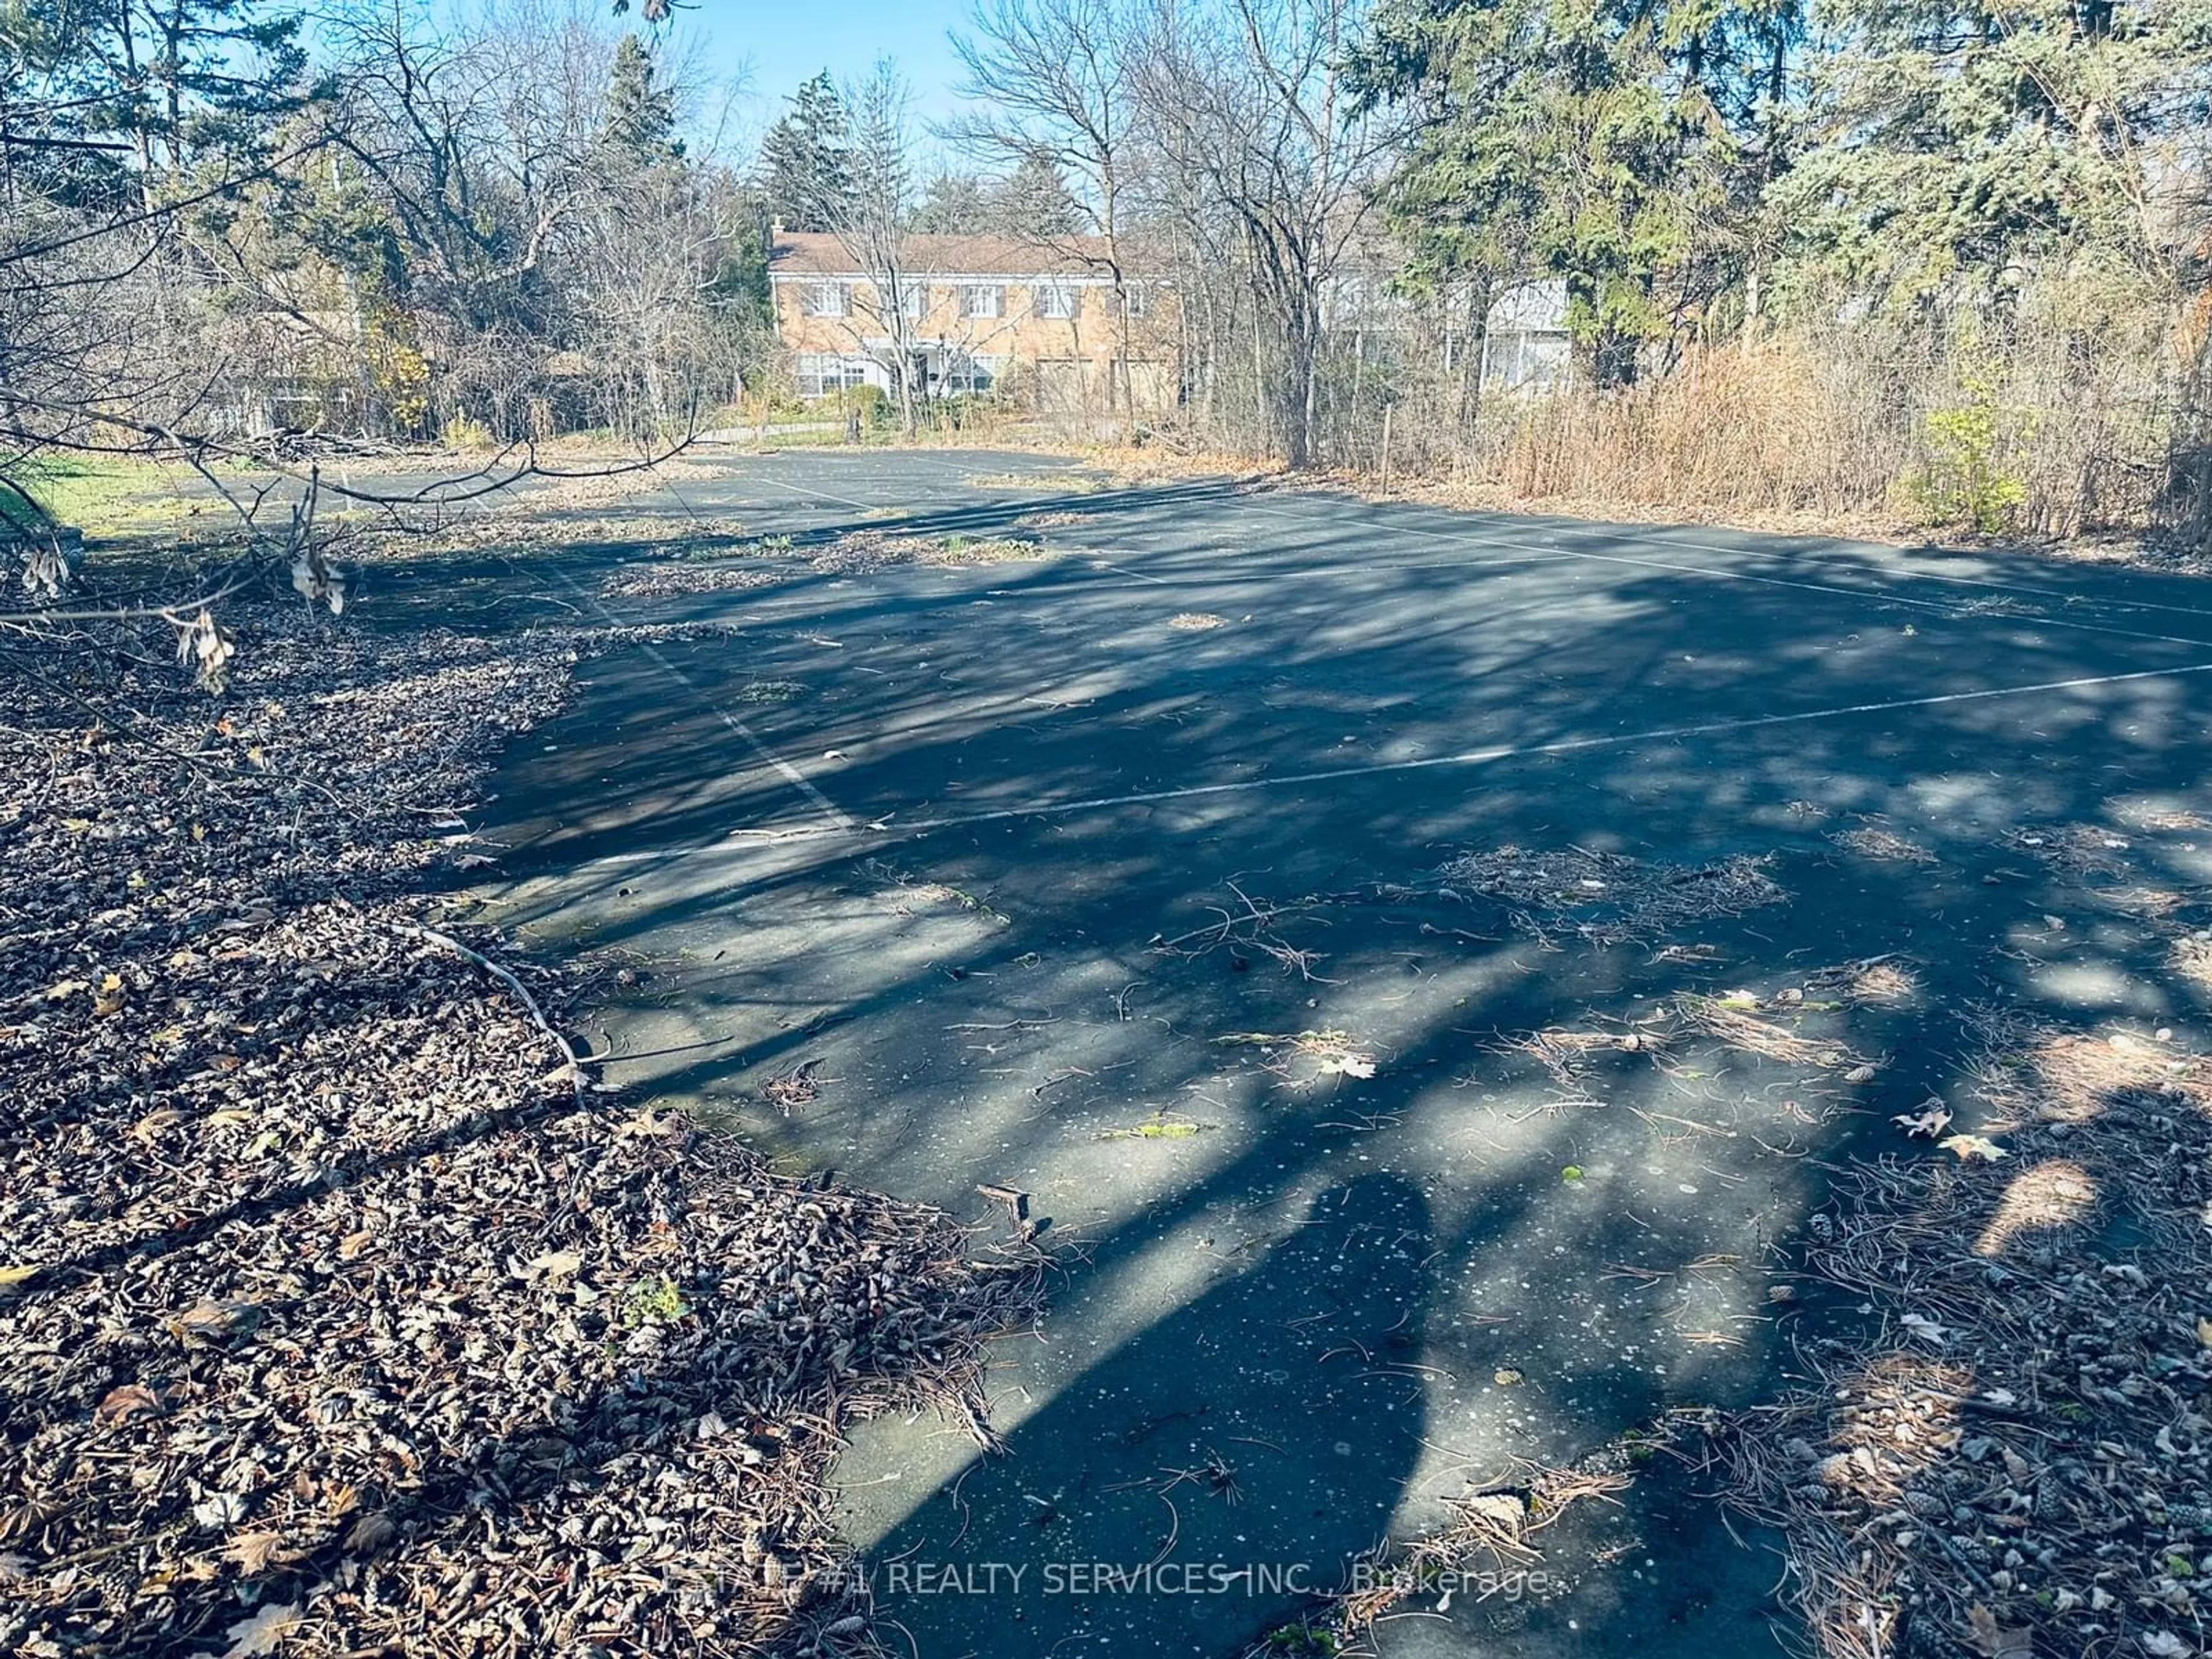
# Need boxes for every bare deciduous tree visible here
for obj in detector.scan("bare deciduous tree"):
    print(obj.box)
[830,62,925,437]
[1132,0,1403,468]
[948,0,1145,424]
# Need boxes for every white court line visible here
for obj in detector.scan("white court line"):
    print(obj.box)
[578,657,2212,863]
[552,567,854,833]
[1095,562,1171,586]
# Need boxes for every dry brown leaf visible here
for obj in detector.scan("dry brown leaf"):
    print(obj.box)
[221,1600,300,1658]
[342,1510,396,1554]
[95,1384,162,1425]
[224,1532,286,1574]
[167,1300,261,1344]
[131,1108,188,1142]
[1940,1133,2010,1162]
[1967,1603,2032,1657]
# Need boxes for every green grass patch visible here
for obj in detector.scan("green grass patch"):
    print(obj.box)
[5,454,228,543]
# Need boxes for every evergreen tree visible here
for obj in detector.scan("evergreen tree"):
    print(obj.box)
[1350,0,1801,382]
[987,153,1084,240]
[1772,0,2212,304]
[911,171,992,233]
[759,70,854,230]
[2,0,313,203]
[601,34,683,170]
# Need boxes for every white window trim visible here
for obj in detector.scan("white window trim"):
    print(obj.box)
[960,283,1005,320]
[801,281,850,319]
[794,352,877,396]
[1035,283,1075,320]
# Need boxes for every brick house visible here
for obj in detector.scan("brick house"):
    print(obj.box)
[767,229,1177,414]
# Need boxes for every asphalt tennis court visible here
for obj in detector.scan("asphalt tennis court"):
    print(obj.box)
[472,448,2212,1658]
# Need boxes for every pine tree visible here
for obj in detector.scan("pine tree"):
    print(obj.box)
[987,154,1084,241]
[601,34,683,170]
[1,0,313,203]
[911,171,991,233]
[1772,0,2212,304]
[1350,0,1801,383]
[111,0,311,177]
[759,70,854,232]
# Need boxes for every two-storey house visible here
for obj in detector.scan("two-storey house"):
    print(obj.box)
[767,229,1177,415]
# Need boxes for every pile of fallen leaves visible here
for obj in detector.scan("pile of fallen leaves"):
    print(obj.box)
[594,529,1047,599]
[0,592,1037,1657]
[794,529,1042,573]
[1715,1007,2212,1659]
[1437,845,1785,946]
[602,562,783,600]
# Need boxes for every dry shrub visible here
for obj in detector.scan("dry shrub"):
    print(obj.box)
[1480,335,1895,518]
[1995,268,2177,539]
[1331,268,2188,543]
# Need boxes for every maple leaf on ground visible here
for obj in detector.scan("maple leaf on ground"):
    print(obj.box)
[1967,1603,2031,1657]
[222,1602,301,1658]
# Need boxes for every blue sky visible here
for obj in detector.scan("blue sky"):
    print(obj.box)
[675,0,980,130]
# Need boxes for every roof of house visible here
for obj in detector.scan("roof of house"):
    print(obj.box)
[767,230,1150,279]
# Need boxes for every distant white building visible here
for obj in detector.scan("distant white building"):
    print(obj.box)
[1479,280,1571,393]
[1323,265,1573,395]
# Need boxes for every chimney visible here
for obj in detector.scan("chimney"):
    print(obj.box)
[770,217,785,242]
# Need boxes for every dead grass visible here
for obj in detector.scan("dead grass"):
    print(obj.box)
[799,529,1045,572]
[1966,1006,2202,1128]
[1830,824,1940,865]
[2115,804,2212,834]
[1483,338,1902,524]
[601,563,781,599]
[2001,823,2137,878]
[2172,933,2212,991]
[1268,1459,1631,1657]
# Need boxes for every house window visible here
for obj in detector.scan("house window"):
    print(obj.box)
[900,282,926,318]
[1034,283,1075,320]
[1119,282,1147,317]
[801,282,849,318]
[794,353,874,396]
[1480,329,1570,393]
[960,283,1003,320]
[941,354,1005,393]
